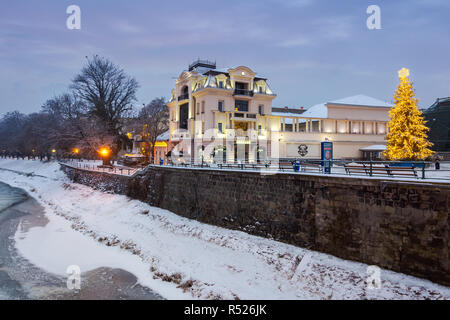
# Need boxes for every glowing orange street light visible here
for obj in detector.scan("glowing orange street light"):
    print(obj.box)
[51,149,56,153]
[99,147,110,157]
[73,148,80,154]
[98,147,112,166]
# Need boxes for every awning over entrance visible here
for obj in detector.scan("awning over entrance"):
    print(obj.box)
[360,145,386,160]
[359,145,387,152]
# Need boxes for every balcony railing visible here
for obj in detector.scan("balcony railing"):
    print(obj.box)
[178,93,189,101]
[233,89,254,97]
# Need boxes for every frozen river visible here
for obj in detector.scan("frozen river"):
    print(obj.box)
[0,181,162,300]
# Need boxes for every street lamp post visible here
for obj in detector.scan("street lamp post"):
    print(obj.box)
[72,148,80,161]
[99,147,111,166]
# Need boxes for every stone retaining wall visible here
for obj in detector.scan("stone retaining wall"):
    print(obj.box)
[61,164,450,286]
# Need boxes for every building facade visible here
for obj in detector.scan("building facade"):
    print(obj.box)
[424,97,450,153]
[167,60,392,163]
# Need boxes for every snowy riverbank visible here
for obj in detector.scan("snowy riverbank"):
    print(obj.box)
[0,159,449,300]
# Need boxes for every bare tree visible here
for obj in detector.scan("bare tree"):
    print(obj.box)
[138,97,169,162]
[0,111,28,155]
[70,55,139,155]
[41,94,88,152]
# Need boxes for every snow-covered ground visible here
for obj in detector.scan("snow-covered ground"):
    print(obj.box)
[0,158,449,300]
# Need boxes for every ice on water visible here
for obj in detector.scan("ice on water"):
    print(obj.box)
[0,182,28,213]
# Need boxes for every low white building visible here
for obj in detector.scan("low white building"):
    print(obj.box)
[277,94,392,159]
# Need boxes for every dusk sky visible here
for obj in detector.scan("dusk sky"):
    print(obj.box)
[1,0,449,115]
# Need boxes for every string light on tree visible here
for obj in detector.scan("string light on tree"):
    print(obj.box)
[383,68,434,161]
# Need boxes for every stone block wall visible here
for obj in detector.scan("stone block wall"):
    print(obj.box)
[61,164,450,286]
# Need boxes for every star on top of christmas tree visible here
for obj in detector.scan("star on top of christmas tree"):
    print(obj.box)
[398,67,410,80]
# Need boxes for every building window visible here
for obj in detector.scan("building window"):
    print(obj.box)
[285,124,293,132]
[235,100,248,112]
[218,81,224,88]
[201,101,205,113]
[259,86,263,93]
[196,103,200,115]
[218,101,223,112]
[202,121,205,134]
[258,105,264,115]
[258,125,262,135]
[218,122,223,133]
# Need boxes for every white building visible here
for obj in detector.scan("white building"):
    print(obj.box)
[167,60,392,162]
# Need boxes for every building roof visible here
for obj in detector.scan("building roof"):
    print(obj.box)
[272,107,305,114]
[272,112,305,117]
[301,102,328,118]
[157,130,169,141]
[425,97,450,113]
[360,145,387,151]
[302,94,393,119]
[203,68,267,80]
[328,94,393,108]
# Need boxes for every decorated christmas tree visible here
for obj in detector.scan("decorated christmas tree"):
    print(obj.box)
[383,68,434,161]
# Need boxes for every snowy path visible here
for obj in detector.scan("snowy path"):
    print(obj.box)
[0,159,449,300]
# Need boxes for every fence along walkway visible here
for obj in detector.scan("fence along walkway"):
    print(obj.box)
[62,160,139,176]
[2,156,449,182]
[164,159,450,181]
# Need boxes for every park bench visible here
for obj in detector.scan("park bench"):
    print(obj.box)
[366,164,418,178]
[218,163,241,170]
[191,163,210,168]
[344,163,368,175]
[244,163,270,170]
[365,164,390,176]
[279,161,295,171]
[344,163,418,178]
[387,166,418,178]
[301,163,323,173]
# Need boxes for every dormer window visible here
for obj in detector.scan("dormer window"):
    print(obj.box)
[218,81,224,88]
[259,86,263,93]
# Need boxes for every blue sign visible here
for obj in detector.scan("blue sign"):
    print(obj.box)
[321,141,333,173]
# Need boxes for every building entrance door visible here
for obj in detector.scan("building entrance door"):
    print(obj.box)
[234,142,249,163]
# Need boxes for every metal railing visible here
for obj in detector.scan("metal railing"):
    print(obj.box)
[162,159,450,181]
[233,89,254,97]
[188,59,216,71]
[3,156,449,182]
[178,93,189,101]
[60,159,139,176]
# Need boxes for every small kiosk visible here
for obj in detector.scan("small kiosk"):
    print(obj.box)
[321,140,333,173]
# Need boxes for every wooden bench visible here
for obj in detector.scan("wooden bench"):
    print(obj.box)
[218,163,241,170]
[365,165,390,176]
[301,163,323,173]
[344,163,418,178]
[387,166,418,178]
[279,161,294,171]
[243,163,266,170]
[344,164,367,175]
[191,163,210,168]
